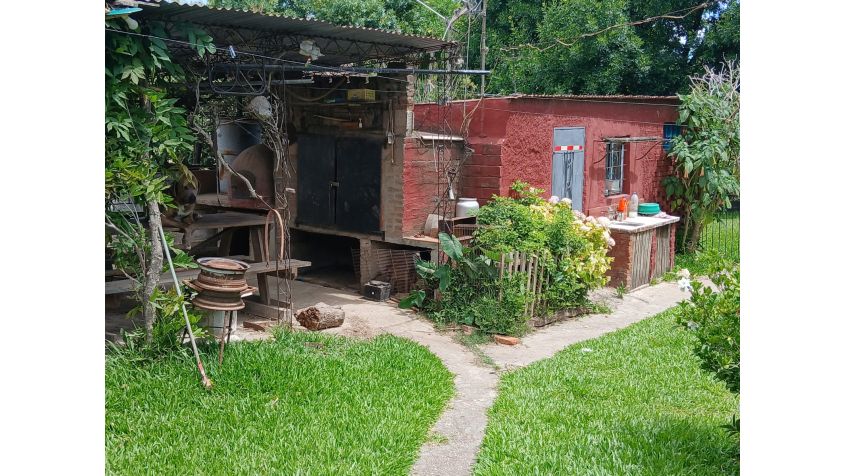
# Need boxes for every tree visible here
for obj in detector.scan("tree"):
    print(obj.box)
[105,18,214,341]
[662,62,739,253]
[485,0,740,95]
[210,0,458,36]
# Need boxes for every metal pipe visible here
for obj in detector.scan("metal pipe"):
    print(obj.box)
[211,63,490,75]
[158,223,213,390]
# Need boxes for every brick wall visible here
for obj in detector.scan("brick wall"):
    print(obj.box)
[607,232,632,288]
[413,97,679,217]
[460,140,503,205]
[401,138,465,236]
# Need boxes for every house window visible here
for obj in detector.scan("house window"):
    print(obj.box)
[604,142,625,196]
[663,123,682,151]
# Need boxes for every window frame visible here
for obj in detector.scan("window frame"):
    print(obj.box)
[663,123,682,152]
[604,141,625,196]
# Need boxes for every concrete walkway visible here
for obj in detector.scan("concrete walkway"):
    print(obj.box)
[251,277,688,476]
[480,283,690,369]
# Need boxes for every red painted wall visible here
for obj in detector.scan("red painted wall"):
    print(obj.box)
[402,137,465,236]
[414,97,679,217]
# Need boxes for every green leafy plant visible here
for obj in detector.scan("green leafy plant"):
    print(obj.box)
[114,287,208,361]
[405,182,612,337]
[663,62,740,253]
[677,264,740,393]
[398,289,426,309]
[475,182,612,311]
[615,283,627,299]
[106,18,213,341]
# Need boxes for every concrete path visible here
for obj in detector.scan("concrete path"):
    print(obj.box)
[480,282,690,369]
[251,277,687,476]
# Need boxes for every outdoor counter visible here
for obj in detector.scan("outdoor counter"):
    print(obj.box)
[606,214,680,290]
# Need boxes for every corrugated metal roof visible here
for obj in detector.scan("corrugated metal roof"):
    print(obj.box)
[135,1,454,65]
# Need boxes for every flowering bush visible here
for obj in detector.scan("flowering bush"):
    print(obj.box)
[475,182,613,311]
[402,182,614,336]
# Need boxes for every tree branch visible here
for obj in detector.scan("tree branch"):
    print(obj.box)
[501,1,715,53]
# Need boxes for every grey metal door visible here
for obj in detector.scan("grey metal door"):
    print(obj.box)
[551,127,585,211]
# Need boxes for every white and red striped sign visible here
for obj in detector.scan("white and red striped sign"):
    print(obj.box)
[554,145,583,152]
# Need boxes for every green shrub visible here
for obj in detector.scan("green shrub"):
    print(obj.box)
[472,275,530,336]
[402,182,614,336]
[475,182,612,310]
[676,265,740,393]
[113,287,208,361]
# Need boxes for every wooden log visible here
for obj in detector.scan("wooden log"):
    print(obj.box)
[295,302,345,331]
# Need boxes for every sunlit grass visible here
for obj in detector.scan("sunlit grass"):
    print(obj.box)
[106,330,454,475]
[474,308,739,475]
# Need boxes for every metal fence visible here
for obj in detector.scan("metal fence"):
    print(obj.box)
[697,205,740,261]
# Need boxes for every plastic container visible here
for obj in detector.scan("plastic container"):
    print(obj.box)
[617,198,628,218]
[456,198,480,218]
[638,203,661,215]
[629,192,639,218]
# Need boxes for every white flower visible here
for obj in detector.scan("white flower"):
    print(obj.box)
[580,224,590,232]
[597,216,611,228]
[562,197,572,206]
[548,195,560,204]
[677,277,692,292]
[606,238,615,247]
[677,268,691,279]
[581,348,593,352]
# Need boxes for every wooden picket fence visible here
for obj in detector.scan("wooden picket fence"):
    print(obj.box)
[496,250,588,327]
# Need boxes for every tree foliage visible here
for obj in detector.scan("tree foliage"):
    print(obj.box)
[211,0,739,95]
[210,0,458,36]
[662,61,739,252]
[105,20,213,207]
[105,18,213,341]
[486,0,740,95]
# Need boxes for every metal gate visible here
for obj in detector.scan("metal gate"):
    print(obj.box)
[551,127,585,211]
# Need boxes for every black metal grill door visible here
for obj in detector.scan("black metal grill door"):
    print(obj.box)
[296,134,336,227]
[335,138,381,233]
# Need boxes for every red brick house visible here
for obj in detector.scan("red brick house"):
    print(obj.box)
[413,95,680,217]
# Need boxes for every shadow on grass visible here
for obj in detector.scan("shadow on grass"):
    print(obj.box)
[605,415,739,475]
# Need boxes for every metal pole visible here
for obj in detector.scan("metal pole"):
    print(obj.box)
[480,0,488,96]
[158,224,213,390]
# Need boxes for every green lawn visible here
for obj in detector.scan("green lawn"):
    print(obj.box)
[474,308,739,475]
[106,331,454,475]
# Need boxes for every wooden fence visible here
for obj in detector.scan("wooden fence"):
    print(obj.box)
[496,251,587,327]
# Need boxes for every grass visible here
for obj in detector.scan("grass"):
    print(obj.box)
[675,211,740,277]
[106,330,454,475]
[454,330,498,369]
[474,308,739,475]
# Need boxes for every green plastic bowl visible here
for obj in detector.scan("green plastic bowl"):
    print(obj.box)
[638,203,660,215]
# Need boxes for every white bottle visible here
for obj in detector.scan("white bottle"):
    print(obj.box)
[629,192,639,218]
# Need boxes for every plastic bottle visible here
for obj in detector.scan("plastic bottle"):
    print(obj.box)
[629,192,639,218]
[617,198,628,221]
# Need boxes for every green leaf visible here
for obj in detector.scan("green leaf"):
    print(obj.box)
[434,265,452,292]
[438,232,463,260]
